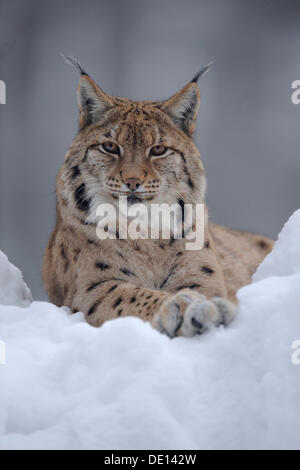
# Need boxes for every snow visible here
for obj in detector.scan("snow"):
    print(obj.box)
[254,209,300,280]
[0,251,32,307]
[1,210,300,450]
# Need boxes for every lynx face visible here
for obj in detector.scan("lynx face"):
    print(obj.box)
[61,69,207,224]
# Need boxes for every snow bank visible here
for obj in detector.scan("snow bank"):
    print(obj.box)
[1,211,300,450]
[0,251,32,307]
[254,209,300,280]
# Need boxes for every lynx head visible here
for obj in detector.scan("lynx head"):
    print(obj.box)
[59,56,212,224]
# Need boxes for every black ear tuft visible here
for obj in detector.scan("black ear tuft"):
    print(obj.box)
[160,61,214,136]
[60,53,90,77]
[60,54,114,129]
[190,60,215,84]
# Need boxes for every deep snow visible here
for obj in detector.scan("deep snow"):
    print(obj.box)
[0,211,300,450]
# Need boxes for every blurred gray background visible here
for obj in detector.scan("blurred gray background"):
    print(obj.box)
[0,0,299,300]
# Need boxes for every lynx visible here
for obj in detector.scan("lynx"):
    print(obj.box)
[43,57,273,338]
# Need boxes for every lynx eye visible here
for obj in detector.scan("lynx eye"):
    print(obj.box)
[101,141,120,155]
[150,145,168,157]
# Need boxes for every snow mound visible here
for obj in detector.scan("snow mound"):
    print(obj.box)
[0,251,32,307]
[0,212,300,450]
[254,209,300,281]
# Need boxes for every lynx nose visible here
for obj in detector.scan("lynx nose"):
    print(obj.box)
[124,177,141,191]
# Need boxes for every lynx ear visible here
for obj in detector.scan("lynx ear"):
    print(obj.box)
[161,82,200,136]
[78,75,114,129]
[161,61,214,136]
[60,54,114,129]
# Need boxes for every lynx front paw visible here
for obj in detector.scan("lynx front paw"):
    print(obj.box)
[152,290,237,338]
